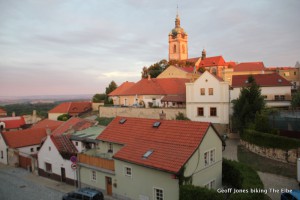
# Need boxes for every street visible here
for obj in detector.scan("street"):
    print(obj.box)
[0,164,65,200]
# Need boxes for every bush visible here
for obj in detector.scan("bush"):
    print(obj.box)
[180,185,224,200]
[96,117,114,126]
[241,129,300,150]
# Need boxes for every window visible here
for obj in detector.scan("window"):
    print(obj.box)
[208,88,214,95]
[91,170,96,181]
[124,166,132,177]
[210,107,217,116]
[204,180,216,189]
[154,188,164,200]
[48,146,51,151]
[294,71,297,75]
[262,95,267,99]
[45,162,52,173]
[1,151,3,159]
[173,44,176,53]
[108,143,113,153]
[30,148,34,152]
[37,147,40,151]
[197,107,204,116]
[75,142,78,146]
[284,72,290,77]
[204,149,216,167]
[280,95,285,101]
[200,88,205,95]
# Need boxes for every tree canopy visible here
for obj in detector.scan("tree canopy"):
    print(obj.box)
[232,76,265,133]
[105,81,118,104]
[291,91,300,109]
[92,93,106,103]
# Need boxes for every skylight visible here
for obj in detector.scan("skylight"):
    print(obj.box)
[143,150,154,159]
[119,118,127,124]
[153,121,161,128]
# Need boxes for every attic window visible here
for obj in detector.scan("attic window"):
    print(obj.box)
[153,121,161,128]
[143,150,154,159]
[119,118,127,124]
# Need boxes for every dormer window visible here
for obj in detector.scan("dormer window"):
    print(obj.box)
[143,150,154,159]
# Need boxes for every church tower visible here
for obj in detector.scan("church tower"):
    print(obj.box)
[168,11,188,61]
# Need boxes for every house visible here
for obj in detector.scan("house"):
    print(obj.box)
[157,65,200,80]
[186,71,230,133]
[37,117,99,185]
[0,128,47,170]
[38,133,78,185]
[231,73,292,109]
[223,62,269,85]
[77,117,223,200]
[48,102,92,121]
[109,77,189,108]
[0,116,26,131]
[0,108,7,117]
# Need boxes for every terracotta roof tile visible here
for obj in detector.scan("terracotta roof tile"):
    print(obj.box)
[97,117,212,173]
[233,62,265,72]
[31,119,63,130]
[51,135,77,159]
[109,81,135,96]
[52,117,95,136]
[0,108,7,115]
[199,56,226,67]
[232,73,291,87]
[0,116,26,129]
[1,128,47,148]
[48,102,91,115]
[109,78,189,96]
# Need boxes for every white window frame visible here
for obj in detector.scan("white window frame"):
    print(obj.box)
[204,148,216,167]
[204,179,216,189]
[124,166,132,178]
[91,170,97,181]
[153,187,164,200]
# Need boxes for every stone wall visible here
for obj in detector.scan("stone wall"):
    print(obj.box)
[99,107,186,120]
[240,140,299,164]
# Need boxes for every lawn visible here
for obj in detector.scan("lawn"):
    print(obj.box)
[237,145,296,178]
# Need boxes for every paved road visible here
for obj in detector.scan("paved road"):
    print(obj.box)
[0,164,64,200]
[223,138,299,200]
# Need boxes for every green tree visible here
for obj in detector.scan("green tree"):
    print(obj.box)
[232,76,265,133]
[175,112,190,120]
[105,81,118,104]
[92,93,106,103]
[57,114,71,121]
[291,91,300,109]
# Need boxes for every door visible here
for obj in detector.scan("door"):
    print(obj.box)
[61,167,66,182]
[105,176,112,196]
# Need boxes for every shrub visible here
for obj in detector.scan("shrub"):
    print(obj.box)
[241,129,300,150]
[96,117,114,126]
[180,185,224,200]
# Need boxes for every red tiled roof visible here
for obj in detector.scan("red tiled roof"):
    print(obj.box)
[225,61,236,68]
[0,116,26,129]
[232,73,291,88]
[199,56,226,67]
[31,119,64,130]
[0,108,7,115]
[233,62,265,72]
[266,66,294,71]
[161,95,186,102]
[48,102,91,115]
[97,117,213,173]
[185,57,200,63]
[51,135,77,158]
[109,78,189,96]
[1,128,47,148]
[109,81,135,96]
[52,117,95,136]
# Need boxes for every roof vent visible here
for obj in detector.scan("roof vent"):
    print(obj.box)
[143,150,154,159]
[278,79,282,83]
[245,80,249,83]
[119,118,127,124]
[153,121,161,128]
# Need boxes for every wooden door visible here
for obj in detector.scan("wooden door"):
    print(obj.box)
[105,176,112,195]
[61,167,66,182]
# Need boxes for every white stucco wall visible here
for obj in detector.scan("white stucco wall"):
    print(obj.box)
[18,145,40,157]
[186,71,229,124]
[184,126,222,189]
[114,160,179,200]
[0,134,8,164]
[38,136,77,180]
[48,113,65,121]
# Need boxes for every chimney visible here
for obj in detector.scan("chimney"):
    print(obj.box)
[148,74,151,80]
[159,110,166,120]
[12,112,15,117]
[46,127,51,136]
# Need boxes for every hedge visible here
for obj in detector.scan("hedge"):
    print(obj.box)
[223,159,266,200]
[179,185,225,200]
[241,129,300,150]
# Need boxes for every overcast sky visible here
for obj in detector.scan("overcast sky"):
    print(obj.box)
[1,0,299,96]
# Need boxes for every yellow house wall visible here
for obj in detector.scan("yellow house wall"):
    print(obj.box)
[184,126,222,188]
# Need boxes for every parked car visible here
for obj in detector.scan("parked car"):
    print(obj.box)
[281,190,300,200]
[62,187,104,200]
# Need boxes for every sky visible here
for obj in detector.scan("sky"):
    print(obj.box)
[0,0,299,97]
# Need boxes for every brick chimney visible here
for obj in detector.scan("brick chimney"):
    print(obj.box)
[148,74,151,80]
[159,110,166,120]
[12,112,15,117]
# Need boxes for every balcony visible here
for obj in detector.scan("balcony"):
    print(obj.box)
[78,149,115,171]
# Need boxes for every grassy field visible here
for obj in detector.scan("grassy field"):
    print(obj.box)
[237,145,296,178]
